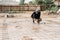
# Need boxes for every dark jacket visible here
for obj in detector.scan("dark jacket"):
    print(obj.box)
[31,11,41,19]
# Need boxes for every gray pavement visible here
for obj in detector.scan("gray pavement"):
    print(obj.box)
[0,14,60,40]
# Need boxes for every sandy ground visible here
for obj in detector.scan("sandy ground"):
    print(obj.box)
[0,11,60,40]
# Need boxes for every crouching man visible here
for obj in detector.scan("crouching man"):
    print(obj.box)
[31,10,42,24]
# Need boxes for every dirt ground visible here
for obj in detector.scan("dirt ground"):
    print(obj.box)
[0,11,60,40]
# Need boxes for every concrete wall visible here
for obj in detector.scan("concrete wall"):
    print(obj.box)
[54,0,60,6]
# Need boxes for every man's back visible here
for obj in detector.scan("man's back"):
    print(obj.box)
[31,11,41,19]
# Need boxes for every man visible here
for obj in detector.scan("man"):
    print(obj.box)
[31,10,42,24]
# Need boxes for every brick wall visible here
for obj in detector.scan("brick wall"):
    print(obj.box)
[0,5,45,13]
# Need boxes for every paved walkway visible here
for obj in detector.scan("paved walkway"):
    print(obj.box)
[0,13,60,40]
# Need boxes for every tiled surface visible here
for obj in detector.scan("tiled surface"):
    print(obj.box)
[0,15,60,40]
